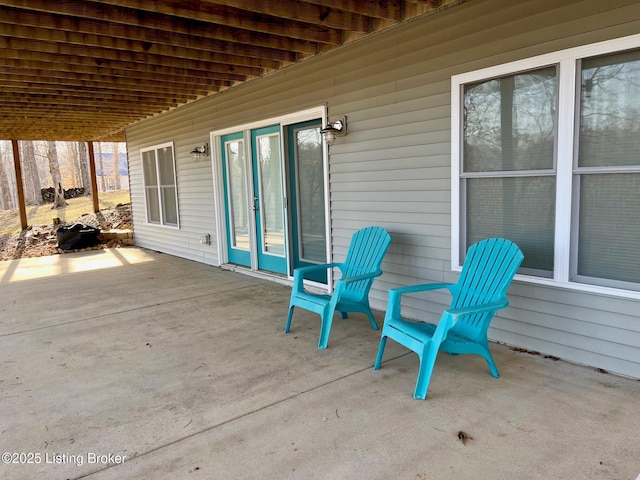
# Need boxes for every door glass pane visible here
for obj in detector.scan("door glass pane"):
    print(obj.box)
[295,126,326,262]
[466,176,555,276]
[257,134,284,256]
[464,66,557,172]
[579,49,640,167]
[226,140,249,250]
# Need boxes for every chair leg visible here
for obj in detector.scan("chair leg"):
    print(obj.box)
[284,305,295,333]
[478,339,499,378]
[366,310,379,330]
[413,343,439,400]
[339,311,348,319]
[482,351,500,378]
[373,335,387,370]
[317,305,336,349]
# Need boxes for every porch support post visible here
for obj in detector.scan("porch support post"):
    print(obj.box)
[11,139,28,230]
[87,141,100,213]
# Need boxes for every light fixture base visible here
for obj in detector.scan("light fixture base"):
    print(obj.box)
[320,116,347,145]
[190,142,209,162]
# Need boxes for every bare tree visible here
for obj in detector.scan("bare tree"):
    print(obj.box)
[97,142,106,192]
[77,141,91,193]
[47,141,67,209]
[0,144,12,209]
[113,142,122,190]
[21,141,42,205]
[67,141,80,186]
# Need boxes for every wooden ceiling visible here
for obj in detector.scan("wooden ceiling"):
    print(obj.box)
[0,0,462,142]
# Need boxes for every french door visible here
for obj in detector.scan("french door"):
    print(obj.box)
[250,125,287,274]
[219,119,327,282]
[286,120,327,283]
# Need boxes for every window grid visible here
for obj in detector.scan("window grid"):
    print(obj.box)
[140,142,179,228]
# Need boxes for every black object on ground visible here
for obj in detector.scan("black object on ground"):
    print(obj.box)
[56,224,101,250]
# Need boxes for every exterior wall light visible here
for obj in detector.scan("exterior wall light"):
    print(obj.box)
[190,143,209,162]
[320,116,347,145]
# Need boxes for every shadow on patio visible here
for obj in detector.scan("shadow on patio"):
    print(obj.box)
[1,247,638,480]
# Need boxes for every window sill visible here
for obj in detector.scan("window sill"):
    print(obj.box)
[515,276,640,301]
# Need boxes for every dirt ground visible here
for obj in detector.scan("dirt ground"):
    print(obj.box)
[0,203,132,261]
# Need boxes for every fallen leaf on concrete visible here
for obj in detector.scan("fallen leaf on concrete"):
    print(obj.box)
[457,431,473,445]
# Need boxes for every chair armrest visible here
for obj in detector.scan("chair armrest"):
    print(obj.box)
[446,299,509,319]
[340,270,383,284]
[295,263,340,275]
[388,283,456,296]
[292,263,340,291]
[385,283,456,321]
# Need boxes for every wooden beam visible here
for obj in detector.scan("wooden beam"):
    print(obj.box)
[3,110,143,120]
[11,140,28,230]
[0,8,300,62]
[1,130,130,142]
[0,86,199,106]
[0,129,126,143]
[0,38,265,77]
[70,0,342,44]
[191,0,372,31]
[0,22,284,71]
[0,88,199,107]
[3,118,132,127]
[0,77,211,100]
[0,0,332,48]
[301,0,403,20]
[0,56,245,84]
[0,51,258,87]
[2,117,132,141]
[86,142,100,213]
[0,67,227,93]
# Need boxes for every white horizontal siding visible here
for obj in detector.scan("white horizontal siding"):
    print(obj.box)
[126,0,640,379]
[126,109,219,266]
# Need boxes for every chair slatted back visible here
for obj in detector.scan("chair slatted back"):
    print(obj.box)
[450,238,524,340]
[341,226,391,303]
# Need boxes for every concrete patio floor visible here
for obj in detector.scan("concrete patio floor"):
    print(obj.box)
[0,247,638,480]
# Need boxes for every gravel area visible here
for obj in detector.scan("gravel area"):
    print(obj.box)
[0,203,132,261]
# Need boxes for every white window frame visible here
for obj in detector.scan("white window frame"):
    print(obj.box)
[451,33,640,299]
[140,141,180,228]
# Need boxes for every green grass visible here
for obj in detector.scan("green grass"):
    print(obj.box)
[0,190,131,234]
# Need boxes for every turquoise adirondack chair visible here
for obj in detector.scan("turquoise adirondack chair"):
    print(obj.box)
[374,237,523,399]
[285,226,391,349]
